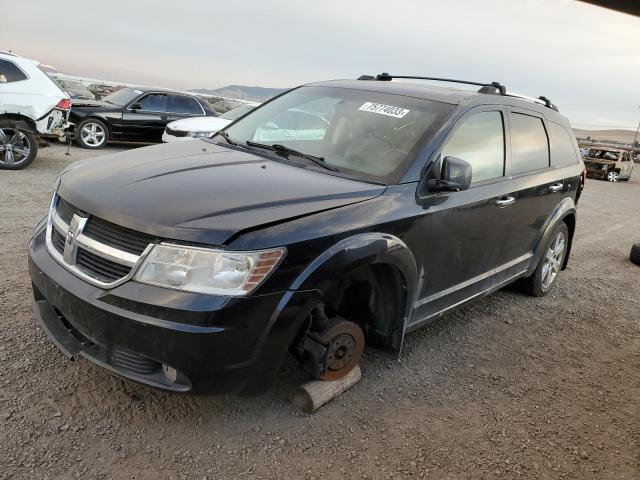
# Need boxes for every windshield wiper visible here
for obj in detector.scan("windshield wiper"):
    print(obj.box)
[216,130,240,146]
[245,141,338,172]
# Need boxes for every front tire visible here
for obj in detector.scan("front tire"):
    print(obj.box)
[519,222,569,297]
[0,128,38,170]
[607,170,619,182]
[76,118,108,149]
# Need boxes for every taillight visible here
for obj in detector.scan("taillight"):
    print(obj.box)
[581,168,587,187]
[55,99,72,110]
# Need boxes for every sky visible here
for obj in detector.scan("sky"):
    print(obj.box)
[2,0,639,130]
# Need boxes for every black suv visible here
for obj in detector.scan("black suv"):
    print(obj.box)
[28,74,585,395]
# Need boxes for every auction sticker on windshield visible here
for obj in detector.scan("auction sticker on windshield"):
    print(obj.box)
[359,102,410,118]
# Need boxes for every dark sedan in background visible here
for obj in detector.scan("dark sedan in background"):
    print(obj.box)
[69,87,216,148]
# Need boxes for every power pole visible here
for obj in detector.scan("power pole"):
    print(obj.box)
[634,105,640,147]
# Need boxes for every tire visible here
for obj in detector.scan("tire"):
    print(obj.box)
[519,222,569,297]
[0,128,38,170]
[76,118,108,149]
[630,243,640,266]
[607,170,619,182]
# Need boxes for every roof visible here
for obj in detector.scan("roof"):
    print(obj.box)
[307,79,479,105]
[120,85,204,97]
[306,79,566,122]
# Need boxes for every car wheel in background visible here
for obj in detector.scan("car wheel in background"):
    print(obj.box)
[0,128,38,170]
[630,243,640,266]
[519,222,569,297]
[77,119,108,149]
[607,171,619,182]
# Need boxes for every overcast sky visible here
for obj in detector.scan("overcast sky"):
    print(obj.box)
[2,0,639,129]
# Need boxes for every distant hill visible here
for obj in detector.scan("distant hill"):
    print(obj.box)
[573,128,637,144]
[190,85,287,102]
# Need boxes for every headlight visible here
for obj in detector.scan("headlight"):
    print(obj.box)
[134,243,285,296]
[187,131,215,138]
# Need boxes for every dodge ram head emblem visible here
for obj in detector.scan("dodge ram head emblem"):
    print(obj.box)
[63,214,88,265]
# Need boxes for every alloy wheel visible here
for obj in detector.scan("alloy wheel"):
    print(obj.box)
[541,230,567,291]
[607,171,619,182]
[80,122,106,147]
[0,128,32,168]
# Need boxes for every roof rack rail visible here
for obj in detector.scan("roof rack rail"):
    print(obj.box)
[505,92,559,111]
[358,73,558,111]
[361,72,506,95]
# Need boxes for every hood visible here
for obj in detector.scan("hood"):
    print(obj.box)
[168,116,232,132]
[57,141,384,246]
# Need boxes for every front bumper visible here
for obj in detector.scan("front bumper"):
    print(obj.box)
[28,224,311,395]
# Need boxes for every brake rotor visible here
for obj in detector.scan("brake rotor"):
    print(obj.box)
[318,319,365,381]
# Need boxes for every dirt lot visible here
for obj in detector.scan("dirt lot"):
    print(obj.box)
[1,144,639,480]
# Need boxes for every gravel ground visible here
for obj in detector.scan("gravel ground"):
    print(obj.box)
[1,144,639,480]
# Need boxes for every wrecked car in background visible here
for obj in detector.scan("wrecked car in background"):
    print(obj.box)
[0,51,71,169]
[583,147,634,182]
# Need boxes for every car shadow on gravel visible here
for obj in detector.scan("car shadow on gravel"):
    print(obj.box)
[61,286,524,424]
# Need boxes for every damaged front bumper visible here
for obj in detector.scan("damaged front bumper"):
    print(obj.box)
[28,223,312,395]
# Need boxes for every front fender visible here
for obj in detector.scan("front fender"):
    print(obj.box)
[241,233,418,393]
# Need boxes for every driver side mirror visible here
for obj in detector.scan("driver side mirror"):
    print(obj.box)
[424,156,472,193]
[129,102,142,111]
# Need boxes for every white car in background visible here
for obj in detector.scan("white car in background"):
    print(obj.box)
[0,51,71,169]
[162,104,257,142]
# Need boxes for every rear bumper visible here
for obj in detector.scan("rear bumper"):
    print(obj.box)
[28,224,311,395]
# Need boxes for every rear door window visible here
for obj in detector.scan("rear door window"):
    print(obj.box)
[548,122,578,167]
[170,95,204,115]
[0,59,28,83]
[441,111,505,183]
[510,113,549,174]
[137,94,168,112]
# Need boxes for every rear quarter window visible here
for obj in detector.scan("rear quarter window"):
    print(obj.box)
[548,122,579,166]
[509,113,549,174]
[0,59,28,83]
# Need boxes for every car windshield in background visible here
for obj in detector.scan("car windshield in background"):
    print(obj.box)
[219,105,255,121]
[222,86,454,183]
[102,88,140,106]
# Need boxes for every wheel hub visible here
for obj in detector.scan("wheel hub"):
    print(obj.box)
[326,333,356,371]
[318,319,365,381]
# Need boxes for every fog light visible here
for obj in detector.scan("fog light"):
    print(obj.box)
[162,364,178,383]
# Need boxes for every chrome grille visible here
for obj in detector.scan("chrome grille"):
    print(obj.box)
[83,216,154,255]
[46,194,155,287]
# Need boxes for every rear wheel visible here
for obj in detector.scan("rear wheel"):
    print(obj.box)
[0,128,37,170]
[607,170,619,182]
[519,222,569,297]
[77,118,108,149]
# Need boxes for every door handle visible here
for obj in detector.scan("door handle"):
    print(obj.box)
[496,196,516,208]
[549,183,563,192]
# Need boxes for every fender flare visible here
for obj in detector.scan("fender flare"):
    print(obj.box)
[528,197,577,276]
[0,114,37,133]
[242,233,418,393]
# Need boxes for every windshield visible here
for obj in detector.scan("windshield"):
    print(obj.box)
[587,149,620,160]
[102,88,141,106]
[220,105,255,121]
[222,86,454,183]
